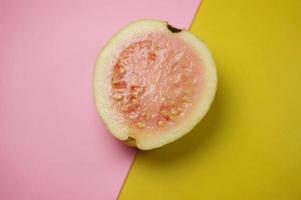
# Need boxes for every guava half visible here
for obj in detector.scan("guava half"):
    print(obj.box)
[93,19,217,150]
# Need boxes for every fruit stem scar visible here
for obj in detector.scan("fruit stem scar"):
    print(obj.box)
[124,136,136,147]
[167,24,182,33]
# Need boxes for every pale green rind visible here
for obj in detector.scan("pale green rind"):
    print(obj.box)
[93,19,217,150]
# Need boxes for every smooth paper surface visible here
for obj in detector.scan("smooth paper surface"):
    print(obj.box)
[119,0,301,199]
[0,0,200,199]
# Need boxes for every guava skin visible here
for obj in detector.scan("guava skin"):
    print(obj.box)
[93,20,217,150]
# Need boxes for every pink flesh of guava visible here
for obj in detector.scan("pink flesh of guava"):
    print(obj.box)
[110,32,203,130]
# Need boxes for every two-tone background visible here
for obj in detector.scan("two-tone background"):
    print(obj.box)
[1,0,301,199]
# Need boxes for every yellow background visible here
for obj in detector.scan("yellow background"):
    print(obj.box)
[119,0,301,199]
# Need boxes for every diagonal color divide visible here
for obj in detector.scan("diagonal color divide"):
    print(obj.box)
[119,0,301,199]
[0,0,200,199]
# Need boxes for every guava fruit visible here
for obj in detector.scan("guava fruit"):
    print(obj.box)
[93,20,217,150]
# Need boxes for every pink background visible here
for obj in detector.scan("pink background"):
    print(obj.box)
[0,0,200,199]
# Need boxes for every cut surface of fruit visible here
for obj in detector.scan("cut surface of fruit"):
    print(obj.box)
[111,32,203,130]
[94,20,217,150]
